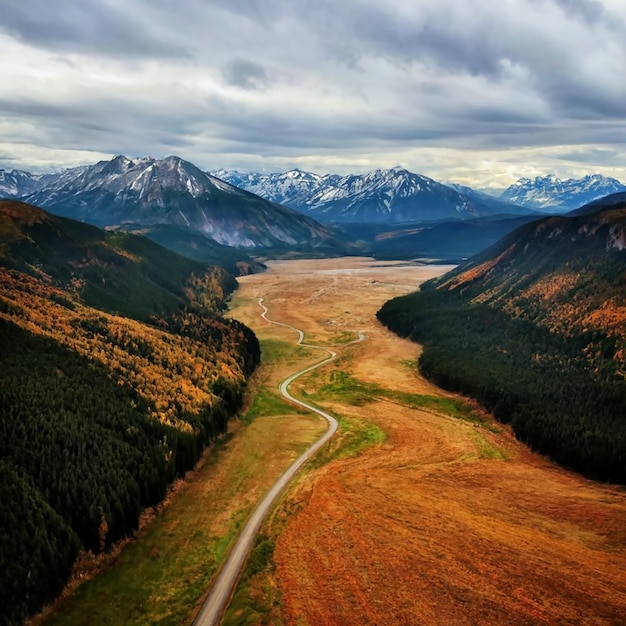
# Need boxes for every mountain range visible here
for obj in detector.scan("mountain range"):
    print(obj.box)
[3,156,625,268]
[214,168,626,219]
[20,155,340,252]
[4,161,624,222]
[499,174,626,212]
[212,166,533,223]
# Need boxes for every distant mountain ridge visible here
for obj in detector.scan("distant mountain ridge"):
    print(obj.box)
[211,167,326,209]
[0,168,41,197]
[6,161,623,225]
[500,173,626,212]
[0,166,89,198]
[212,166,533,224]
[19,155,340,252]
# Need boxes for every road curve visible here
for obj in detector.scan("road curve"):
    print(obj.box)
[194,298,356,626]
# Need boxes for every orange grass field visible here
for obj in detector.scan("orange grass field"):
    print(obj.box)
[229,257,626,626]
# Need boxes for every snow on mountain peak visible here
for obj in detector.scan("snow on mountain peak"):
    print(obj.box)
[501,173,626,211]
[286,168,308,179]
[213,165,507,223]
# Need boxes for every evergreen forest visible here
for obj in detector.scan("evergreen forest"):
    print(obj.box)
[0,201,261,624]
[378,205,626,485]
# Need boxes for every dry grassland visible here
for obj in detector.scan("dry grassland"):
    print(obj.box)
[230,257,626,626]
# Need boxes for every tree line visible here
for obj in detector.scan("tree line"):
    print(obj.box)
[0,311,259,624]
[377,287,626,484]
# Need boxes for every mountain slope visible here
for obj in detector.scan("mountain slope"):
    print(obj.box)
[0,168,41,197]
[0,199,239,320]
[216,167,532,224]
[25,155,339,250]
[356,214,541,261]
[114,223,266,275]
[447,183,535,215]
[378,198,626,483]
[500,174,626,212]
[0,199,260,623]
[211,168,326,209]
[568,191,626,216]
[439,205,626,337]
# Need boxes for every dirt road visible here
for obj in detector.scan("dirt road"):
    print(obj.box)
[194,298,355,625]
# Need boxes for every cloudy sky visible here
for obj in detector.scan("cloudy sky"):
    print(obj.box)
[1,0,625,189]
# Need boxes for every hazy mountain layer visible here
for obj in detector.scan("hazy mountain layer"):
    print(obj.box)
[351,214,541,262]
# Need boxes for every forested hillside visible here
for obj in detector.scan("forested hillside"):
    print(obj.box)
[0,201,260,624]
[378,202,626,483]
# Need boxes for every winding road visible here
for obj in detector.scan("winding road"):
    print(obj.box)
[194,298,362,626]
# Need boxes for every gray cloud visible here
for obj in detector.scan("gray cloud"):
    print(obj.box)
[0,0,190,58]
[556,147,622,164]
[551,0,622,29]
[221,58,270,90]
[0,0,625,185]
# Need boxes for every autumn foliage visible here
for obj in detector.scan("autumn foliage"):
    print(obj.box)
[378,204,626,484]
[0,201,260,624]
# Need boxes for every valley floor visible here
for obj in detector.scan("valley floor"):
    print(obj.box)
[227,257,626,625]
[36,257,626,625]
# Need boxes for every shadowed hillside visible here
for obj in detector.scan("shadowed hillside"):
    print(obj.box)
[378,199,626,483]
[0,200,260,624]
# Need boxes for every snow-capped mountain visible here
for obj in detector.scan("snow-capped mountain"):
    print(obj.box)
[23,155,337,249]
[304,167,483,222]
[0,169,41,198]
[211,168,327,209]
[215,166,528,224]
[0,166,94,199]
[500,174,626,212]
